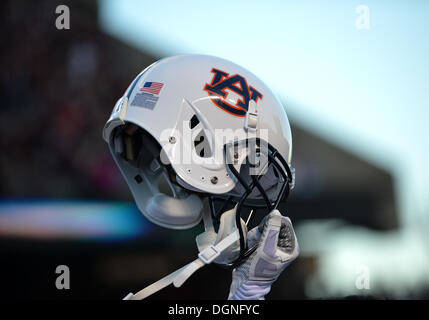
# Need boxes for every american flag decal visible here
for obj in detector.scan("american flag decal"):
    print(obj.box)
[140,82,164,95]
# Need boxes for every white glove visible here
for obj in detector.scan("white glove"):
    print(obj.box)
[228,210,299,300]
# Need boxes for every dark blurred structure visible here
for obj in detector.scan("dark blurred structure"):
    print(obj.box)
[0,0,399,299]
[0,0,154,201]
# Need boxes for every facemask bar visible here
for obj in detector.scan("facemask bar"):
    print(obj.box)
[211,137,293,268]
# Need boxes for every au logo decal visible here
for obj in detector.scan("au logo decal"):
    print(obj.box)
[204,68,263,117]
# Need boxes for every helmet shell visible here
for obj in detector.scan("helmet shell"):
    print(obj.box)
[104,54,292,195]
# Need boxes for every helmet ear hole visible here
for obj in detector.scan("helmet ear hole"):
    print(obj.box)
[189,114,200,129]
[193,129,212,158]
[138,129,162,166]
[117,123,162,168]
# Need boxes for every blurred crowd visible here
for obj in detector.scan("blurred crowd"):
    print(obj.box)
[0,1,152,200]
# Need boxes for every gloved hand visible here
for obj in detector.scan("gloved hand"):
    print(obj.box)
[228,210,299,300]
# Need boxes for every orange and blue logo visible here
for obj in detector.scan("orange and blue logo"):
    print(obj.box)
[204,68,263,117]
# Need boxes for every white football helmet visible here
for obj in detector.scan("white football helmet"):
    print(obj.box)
[103,54,294,299]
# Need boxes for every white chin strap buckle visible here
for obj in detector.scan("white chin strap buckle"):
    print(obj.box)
[198,245,220,264]
[123,229,239,300]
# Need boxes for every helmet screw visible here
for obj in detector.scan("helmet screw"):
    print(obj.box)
[169,136,176,144]
[210,176,218,184]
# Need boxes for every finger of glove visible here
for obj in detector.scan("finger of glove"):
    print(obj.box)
[259,213,295,247]
[246,226,262,248]
[277,217,296,255]
[256,210,283,259]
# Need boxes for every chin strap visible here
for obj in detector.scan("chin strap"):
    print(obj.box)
[123,228,239,300]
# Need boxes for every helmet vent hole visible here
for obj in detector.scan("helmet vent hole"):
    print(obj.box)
[134,175,143,184]
[193,130,212,158]
[189,114,200,129]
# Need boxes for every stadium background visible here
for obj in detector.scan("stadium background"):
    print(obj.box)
[0,0,428,299]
